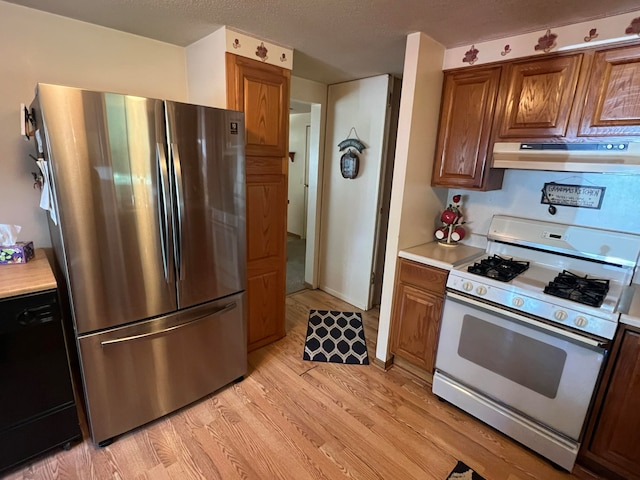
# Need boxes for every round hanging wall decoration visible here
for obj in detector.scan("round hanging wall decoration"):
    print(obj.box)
[338,129,366,179]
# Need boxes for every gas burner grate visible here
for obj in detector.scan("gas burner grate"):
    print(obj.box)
[467,255,530,282]
[544,270,609,307]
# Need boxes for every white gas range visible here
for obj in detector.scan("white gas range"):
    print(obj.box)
[433,215,640,472]
[447,215,639,340]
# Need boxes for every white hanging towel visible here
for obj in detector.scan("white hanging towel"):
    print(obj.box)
[36,158,57,225]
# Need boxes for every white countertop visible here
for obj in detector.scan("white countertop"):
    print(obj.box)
[620,284,640,328]
[399,242,485,271]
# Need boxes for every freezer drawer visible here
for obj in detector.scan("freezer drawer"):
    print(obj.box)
[77,292,246,444]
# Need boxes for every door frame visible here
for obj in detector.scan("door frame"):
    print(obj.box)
[369,76,402,308]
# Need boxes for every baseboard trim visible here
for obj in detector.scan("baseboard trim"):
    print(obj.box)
[373,356,394,371]
[392,356,433,384]
[319,285,367,311]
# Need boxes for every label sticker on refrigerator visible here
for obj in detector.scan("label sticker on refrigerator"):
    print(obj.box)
[230,122,239,135]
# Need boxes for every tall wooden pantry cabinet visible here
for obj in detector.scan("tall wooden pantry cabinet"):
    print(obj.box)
[226,53,291,352]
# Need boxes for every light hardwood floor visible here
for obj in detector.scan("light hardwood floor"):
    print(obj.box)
[4,289,604,480]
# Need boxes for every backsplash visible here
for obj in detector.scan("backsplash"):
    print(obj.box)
[456,170,640,236]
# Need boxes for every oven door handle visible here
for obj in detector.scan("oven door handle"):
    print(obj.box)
[446,291,608,348]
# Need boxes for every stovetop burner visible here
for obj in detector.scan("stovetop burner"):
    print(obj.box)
[543,270,610,307]
[467,255,530,282]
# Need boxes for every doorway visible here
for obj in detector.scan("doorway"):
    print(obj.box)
[287,101,313,295]
[286,78,327,295]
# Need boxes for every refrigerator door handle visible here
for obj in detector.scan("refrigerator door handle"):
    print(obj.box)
[100,301,237,347]
[156,143,170,282]
[171,142,184,280]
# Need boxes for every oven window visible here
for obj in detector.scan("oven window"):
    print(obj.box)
[458,314,567,399]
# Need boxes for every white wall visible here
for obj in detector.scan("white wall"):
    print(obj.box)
[460,170,640,236]
[0,1,188,249]
[319,75,390,310]
[376,33,445,363]
[185,28,227,108]
[290,76,328,288]
[288,113,310,237]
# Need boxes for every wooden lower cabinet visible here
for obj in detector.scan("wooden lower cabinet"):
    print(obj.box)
[579,323,640,480]
[390,259,448,377]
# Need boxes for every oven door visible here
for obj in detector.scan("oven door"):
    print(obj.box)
[435,291,606,441]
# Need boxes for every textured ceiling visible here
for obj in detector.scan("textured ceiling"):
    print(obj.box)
[5,0,640,84]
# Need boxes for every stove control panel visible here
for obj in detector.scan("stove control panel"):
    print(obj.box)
[446,272,617,340]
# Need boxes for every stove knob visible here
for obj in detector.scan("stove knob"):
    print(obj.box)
[554,310,568,321]
[476,286,487,296]
[463,282,473,292]
[512,297,524,307]
[574,316,588,328]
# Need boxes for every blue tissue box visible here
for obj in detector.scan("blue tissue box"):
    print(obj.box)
[0,241,35,264]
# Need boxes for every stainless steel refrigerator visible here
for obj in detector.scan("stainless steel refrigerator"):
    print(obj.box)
[31,83,247,445]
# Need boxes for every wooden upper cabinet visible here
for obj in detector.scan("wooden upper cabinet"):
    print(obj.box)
[432,43,640,190]
[578,44,640,137]
[498,54,582,139]
[432,66,504,191]
[226,54,290,157]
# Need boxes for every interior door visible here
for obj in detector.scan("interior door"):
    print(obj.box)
[370,76,401,308]
[165,101,246,309]
[319,75,391,310]
[38,85,177,334]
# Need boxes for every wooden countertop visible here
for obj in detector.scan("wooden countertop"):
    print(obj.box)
[399,242,485,271]
[0,249,57,300]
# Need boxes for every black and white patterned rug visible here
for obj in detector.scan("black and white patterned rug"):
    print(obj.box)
[446,461,487,480]
[302,310,369,364]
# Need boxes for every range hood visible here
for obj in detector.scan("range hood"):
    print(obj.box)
[493,142,640,174]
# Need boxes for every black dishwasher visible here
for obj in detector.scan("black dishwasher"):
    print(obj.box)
[0,289,82,473]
